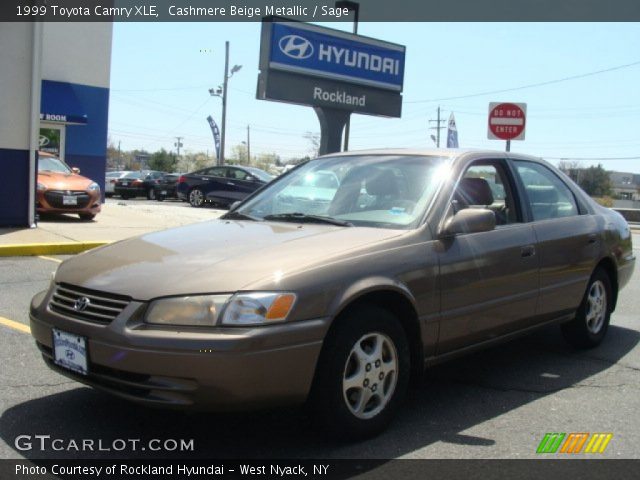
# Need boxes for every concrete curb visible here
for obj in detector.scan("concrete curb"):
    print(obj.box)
[0,241,111,257]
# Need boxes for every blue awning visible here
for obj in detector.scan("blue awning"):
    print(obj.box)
[40,80,88,125]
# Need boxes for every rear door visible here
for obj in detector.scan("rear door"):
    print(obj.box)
[511,160,599,319]
[201,167,230,202]
[437,159,540,353]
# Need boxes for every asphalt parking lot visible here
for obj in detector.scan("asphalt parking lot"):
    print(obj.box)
[0,234,638,460]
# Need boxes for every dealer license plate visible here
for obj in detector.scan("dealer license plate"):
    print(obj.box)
[52,328,88,375]
[122,182,128,186]
[161,190,167,195]
[62,195,77,206]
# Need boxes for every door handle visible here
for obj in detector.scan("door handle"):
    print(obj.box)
[587,234,598,244]
[227,181,236,186]
[521,245,536,258]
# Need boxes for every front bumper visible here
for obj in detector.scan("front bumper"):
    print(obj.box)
[37,190,101,215]
[30,288,329,410]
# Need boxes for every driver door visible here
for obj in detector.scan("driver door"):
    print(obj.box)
[437,159,539,353]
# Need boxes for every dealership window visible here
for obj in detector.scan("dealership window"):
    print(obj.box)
[513,161,579,221]
[39,124,65,161]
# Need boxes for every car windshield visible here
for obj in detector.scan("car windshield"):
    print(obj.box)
[236,154,450,229]
[38,156,71,174]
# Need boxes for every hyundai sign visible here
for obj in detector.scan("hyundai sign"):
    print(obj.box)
[268,22,405,91]
[258,18,405,118]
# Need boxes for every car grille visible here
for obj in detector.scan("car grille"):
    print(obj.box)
[44,190,91,209]
[49,283,130,325]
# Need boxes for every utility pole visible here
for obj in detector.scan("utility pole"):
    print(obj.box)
[174,136,183,157]
[246,125,251,163]
[209,41,242,166]
[220,41,229,165]
[118,141,122,169]
[428,106,446,148]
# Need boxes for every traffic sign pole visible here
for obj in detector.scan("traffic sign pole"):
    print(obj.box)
[506,140,510,152]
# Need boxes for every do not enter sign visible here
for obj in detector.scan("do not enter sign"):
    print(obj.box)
[488,102,527,141]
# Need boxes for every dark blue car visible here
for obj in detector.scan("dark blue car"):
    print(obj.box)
[177,165,273,208]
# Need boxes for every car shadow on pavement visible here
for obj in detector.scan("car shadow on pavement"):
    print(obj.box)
[37,214,92,223]
[0,325,638,459]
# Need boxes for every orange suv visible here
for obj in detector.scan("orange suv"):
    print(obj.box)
[37,152,101,221]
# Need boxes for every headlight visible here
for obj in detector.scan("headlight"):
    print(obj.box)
[37,182,47,191]
[221,292,296,326]
[144,292,297,327]
[88,182,100,192]
[145,295,230,326]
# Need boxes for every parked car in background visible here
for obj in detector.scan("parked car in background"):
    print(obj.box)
[105,171,129,197]
[153,173,182,201]
[29,149,634,440]
[114,171,165,199]
[37,152,101,221]
[177,165,273,208]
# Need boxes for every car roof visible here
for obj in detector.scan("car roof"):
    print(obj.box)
[319,148,546,165]
[318,148,541,161]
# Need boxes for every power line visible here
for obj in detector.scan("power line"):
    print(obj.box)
[406,59,640,104]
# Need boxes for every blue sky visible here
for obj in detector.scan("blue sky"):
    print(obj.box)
[108,22,640,172]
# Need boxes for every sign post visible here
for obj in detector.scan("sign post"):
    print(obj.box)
[487,102,527,152]
[258,18,406,155]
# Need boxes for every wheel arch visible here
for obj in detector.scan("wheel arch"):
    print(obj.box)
[596,256,619,312]
[325,283,425,380]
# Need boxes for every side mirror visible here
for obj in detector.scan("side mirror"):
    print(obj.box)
[440,208,496,237]
[71,167,81,174]
[229,201,242,211]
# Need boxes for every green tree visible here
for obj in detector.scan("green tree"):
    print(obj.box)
[578,164,611,197]
[179,152,212,173]
[147,148,178,172]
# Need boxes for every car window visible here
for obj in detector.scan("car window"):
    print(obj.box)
[245,167,273,182]
[205,167,227,178]
[122,171,142,179]
[228,169,250,181]
[513,161,579,221]
[453,162,519,226]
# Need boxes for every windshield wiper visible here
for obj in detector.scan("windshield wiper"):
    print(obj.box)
[221,211,261,221]
[263,213,352,227]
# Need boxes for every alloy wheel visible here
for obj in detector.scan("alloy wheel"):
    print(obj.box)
[342,332,398,420]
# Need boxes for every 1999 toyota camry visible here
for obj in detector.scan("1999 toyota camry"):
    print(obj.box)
[30,149,635,439]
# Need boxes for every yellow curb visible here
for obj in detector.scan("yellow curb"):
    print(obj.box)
[0,316,30,334]
[0,241,110,257]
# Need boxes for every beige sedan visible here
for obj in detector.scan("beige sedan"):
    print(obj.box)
[30,149,635,439]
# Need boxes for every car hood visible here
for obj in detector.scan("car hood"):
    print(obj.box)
[38,171,93,190]
[55,219,405,300]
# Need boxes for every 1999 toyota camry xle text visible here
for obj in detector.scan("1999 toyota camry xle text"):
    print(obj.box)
[30,149,635,439]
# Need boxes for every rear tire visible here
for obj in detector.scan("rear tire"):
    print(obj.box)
[307,305,410,440]
[189,188,205,208]
[561,268,612,349]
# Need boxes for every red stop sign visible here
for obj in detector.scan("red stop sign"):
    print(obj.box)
[488,102,526,141]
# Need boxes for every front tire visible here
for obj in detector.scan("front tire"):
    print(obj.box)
[562,268,612,349]
[147,188,156,200]
[78,213,96,221]
[308,305,410,440]
[189,188,205,208]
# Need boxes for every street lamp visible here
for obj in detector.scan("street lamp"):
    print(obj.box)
[209,41,242,166]
[335,1,359,151]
